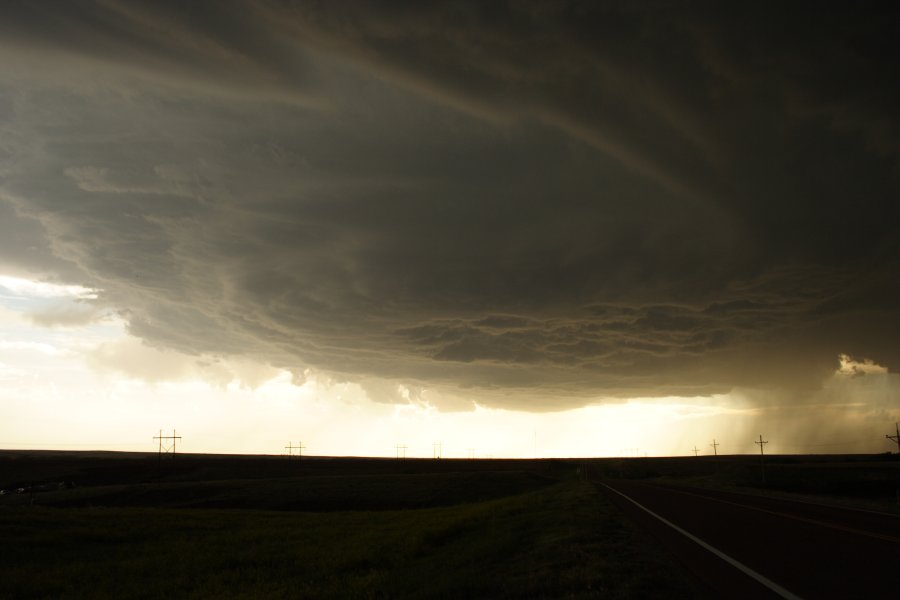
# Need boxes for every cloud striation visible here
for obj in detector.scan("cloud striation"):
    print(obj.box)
[1,1,899,409]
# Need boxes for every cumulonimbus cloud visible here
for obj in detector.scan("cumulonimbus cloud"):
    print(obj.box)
[1,1,898,409]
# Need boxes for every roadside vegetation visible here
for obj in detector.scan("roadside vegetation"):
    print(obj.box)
[0,477,702,599]
[595,454,900,513]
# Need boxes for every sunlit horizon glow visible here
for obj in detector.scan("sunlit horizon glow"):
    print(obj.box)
[2,274,897,458]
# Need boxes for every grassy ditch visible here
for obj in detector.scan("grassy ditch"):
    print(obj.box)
[591,454,900,513]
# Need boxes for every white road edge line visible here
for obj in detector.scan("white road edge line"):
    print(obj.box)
[653,485,900,545]
[601,483,803,600]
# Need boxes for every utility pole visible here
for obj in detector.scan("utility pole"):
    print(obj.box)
[153,429,181,466]
[285,441,305,462]
[755,434,768,485]
[395,444,407,460]
[692,446,700,457]
[432,441,442,460]
[886,423,900,454]
[711,439,720,456]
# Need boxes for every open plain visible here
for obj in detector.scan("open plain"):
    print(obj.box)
[2,450,899,598]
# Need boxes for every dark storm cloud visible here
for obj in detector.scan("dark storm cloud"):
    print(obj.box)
[1,1,898,407]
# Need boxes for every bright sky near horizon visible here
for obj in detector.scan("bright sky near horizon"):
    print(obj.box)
[1,2,898,457]
[1,274,896,457]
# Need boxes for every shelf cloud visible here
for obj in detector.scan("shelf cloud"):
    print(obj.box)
[1,1,898,409]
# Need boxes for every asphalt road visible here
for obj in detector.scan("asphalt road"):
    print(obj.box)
[601,480,900,599]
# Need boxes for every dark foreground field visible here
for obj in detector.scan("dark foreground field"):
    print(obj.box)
[1,451,897,598]
[0,452,702,599]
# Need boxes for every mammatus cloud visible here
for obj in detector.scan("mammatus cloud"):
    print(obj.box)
[0,2,898,412]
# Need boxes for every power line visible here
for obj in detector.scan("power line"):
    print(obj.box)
[432,441,442,460]
[886,423,900,454]
[395,444,407,460]
[754,434,768,455]
[284,440,305,462]
[710,439,720,456]
[692,446,700,457]
[754,434,768,486]
[152,429,181,466]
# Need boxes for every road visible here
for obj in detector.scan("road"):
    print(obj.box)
[601,480,900,599]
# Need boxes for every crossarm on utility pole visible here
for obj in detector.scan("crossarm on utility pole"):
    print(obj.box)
[754,435,768,486]
[886,423,900,453]
[153,430,182,462]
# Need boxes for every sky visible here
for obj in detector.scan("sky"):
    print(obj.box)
[1,1,898,457]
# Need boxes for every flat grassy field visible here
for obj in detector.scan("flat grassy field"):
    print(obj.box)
[590,453,900,513]
[6,450,894,598]
[0,470,556,511]
[0,454,703,599]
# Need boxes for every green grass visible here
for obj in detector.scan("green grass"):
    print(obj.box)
[602,455,900,513]
[0,480,702,599]
[2,470,554,511]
